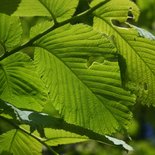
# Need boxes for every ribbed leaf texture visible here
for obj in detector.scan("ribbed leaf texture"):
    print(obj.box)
[1,0,78,22]
[91,0,139,21]
[30,21,53,39]
[93,0,155,106]
[0,52,47,111]
[0,101,133,151]
[34,24,135,135]
[38,0,79,21]
[0,129,42,155]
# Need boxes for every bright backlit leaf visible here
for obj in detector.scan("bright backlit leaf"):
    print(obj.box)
[0,101,133,151]
[0,129,42,155]
[34,24,135,135]
[93,0,155,106]
[0,52,48,111]
[1,0,79,22]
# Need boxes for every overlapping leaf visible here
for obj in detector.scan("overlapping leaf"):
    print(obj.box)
[44,129,133,151]
[0,101,133,151]
[0,129,42,155]
[30,20,54,39]
[91,0,139,22]
[0,100,88,147]
[38,0,79,22]
[2,0,79,22]
[34,24,135,135]
[44,128,88,146]
[0,52,47,111]
[0,0,49,16]
[0,0,153,153]
[92,0,155,106]
[0,13,22,53]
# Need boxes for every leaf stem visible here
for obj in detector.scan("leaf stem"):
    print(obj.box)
[0,116,59,155]
[19,126,59,155]
[0,0,110,61]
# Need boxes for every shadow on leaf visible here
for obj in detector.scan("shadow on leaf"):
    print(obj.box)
[0,0,21,15]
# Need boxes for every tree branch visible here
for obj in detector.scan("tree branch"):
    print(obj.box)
[0,0,110,61]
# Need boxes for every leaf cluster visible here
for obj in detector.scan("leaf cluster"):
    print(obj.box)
[0,0,155,154]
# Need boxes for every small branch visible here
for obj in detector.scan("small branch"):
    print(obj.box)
[19,126,59,155]
[54,0,110,27]
[0,116,59,155]
[0,0,110,61]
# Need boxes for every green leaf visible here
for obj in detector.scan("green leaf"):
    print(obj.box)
[0,117,14,134]
[91,0,139,22]
[0,13,22,52]
[93,0,155,106]
[44,128,88,146]
[30,20,54,39]
[44,128,133,152]
[4,0,79,22]
[45,129,133,152]
[0,0,22,15]
[0,129,42,155]
[0,52,47,111]
[34,24,135,135]
[0,102,133,151]
[38,0,79,22]
[0,0,49,16]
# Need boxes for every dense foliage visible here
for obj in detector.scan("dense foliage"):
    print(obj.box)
[0,0,155,154]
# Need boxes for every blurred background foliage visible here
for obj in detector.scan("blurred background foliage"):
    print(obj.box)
[137,0,155,34]
[1,0,155,155]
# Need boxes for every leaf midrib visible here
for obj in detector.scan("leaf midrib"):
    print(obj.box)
[38,0,55,19]
[9,130,18,152]
[35,45,122,130]
[96,16,155,78]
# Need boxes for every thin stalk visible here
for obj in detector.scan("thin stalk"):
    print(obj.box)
[0,116,59,155]
[19,126,59,155]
